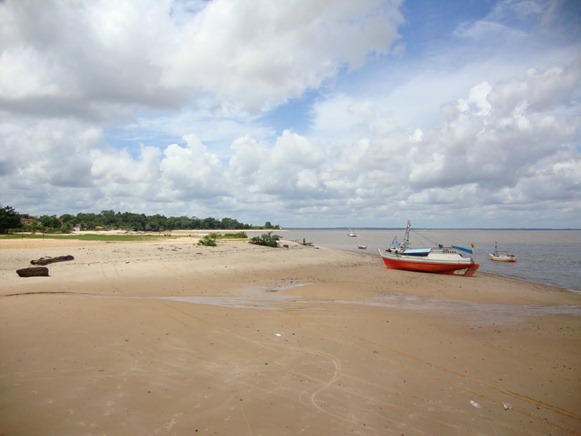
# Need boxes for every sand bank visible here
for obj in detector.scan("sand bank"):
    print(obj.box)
[1,236,580,434]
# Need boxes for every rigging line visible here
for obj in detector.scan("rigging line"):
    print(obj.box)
[412,229,439,247]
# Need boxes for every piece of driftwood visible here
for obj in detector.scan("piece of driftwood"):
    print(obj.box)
[31,255,74,266]
[17,267,49,277]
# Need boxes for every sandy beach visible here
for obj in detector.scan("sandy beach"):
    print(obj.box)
[1,235,580,435]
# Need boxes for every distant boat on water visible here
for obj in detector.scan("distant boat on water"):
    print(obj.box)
[378,220,479,276]
[489,242,516,262]
[348,229,358,237]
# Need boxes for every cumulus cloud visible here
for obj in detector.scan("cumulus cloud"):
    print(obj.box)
[0,0,579,227]
[5,55,578,225]
[1,117,100,190]
[160,134,226,199]
[489,58,581,113]
[407,58,580,196]
[0,0,402,117]
[302,55,580,226]
[229,130,326,197]
[161,0,403,112]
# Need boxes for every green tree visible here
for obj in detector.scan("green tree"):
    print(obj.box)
[1,208,260,233]
[221,217,244,229]
[201,217,220,229]
[59,213,76,233]
[100,210,118,228]
[189,216,202,229]
[263,221,281,229]
[0,204,23,233]
[76,212,98,230]
[38,215,61,230]
[59,213,75,225]
[147,214,167,232]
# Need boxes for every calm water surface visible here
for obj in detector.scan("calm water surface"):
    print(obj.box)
[282,229,581,293]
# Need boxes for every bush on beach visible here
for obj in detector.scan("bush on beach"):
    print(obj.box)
[197,234,217,246]
[248,232,281,248]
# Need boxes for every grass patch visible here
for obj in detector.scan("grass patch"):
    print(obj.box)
[196,232,248,247]
[215,232,248,239]
[0,233,167,242]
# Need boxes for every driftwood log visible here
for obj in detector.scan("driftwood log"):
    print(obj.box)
[31,255,74,266]
[17,267,49,277]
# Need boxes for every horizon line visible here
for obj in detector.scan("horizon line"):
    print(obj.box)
[283,227,581,231]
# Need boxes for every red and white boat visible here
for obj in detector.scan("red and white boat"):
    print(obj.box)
[378,220,479,276]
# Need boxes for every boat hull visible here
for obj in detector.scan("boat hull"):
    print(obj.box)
[489,254,516,262]
[379,252,479,276]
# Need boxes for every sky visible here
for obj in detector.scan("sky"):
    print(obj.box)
[1,0,580,229]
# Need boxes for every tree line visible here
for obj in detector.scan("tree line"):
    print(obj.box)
[0,204,280,234]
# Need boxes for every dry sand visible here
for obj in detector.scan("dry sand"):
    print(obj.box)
[1,236,580,435]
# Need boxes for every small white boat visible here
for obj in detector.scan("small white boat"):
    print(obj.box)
[348,230,358,237]
[489,242,516,262]
[357,245,367,249]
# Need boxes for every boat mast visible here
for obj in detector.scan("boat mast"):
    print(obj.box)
[402,219,411,250]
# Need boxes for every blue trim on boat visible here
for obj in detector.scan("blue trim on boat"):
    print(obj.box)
[403,248,431,257]
[452,245,473,255]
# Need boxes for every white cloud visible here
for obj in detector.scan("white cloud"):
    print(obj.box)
[228,135,266,183]
[0,0,579,228]
[228,130,326,198]
[160,0,403,112]
[160,134,226,199]
[406,60,580,196]
[92,145,162,191]
[489,58,581,114]
[301,55,580,226]
[0,47,62,99]
[0,0,403,117]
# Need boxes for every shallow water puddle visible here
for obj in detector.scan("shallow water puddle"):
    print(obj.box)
[159,292,581,326]
[158,294,297,310]
[342,295,581,326]
[82,286,581,324]
[158,282,310,310]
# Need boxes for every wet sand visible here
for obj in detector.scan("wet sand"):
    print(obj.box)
[1,236,580,435]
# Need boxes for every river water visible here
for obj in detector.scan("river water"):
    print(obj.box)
[281,228,581,293]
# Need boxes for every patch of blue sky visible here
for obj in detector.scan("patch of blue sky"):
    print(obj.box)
[398,0,495,56]
[260,90,319,136]
[311,2,497,127]
[331,0,581,131]
[104,126,184,159]
[169,0,210,27]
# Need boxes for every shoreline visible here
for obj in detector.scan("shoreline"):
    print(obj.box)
[2,231,579,296]
[4,229,580,294]
[1,237,580,434]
